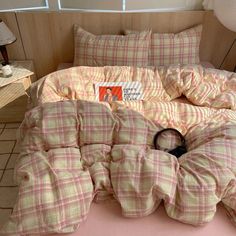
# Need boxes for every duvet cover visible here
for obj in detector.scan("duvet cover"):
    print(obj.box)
[1,65,236,235]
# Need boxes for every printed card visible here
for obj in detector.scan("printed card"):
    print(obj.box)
[94,81,143,102]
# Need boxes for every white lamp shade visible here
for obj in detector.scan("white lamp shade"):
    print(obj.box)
[214,0,236,32]
[0,20,16,46]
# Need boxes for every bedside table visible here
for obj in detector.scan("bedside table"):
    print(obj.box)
[0,60,35,122]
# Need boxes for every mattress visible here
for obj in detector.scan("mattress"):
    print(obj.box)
[48,201,235,236]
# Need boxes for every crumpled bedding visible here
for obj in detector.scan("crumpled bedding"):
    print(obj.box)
[1,65,236,235]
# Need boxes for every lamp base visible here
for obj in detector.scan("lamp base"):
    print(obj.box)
[0,45,9,65]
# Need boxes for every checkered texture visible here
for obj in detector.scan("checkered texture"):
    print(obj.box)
[0,123,20,230]
[2,100,236,234]
[166,121,236,225]
[73,26,151,67]
[29,65,236,111]
[125,25,202,66]
[1,65,236,235]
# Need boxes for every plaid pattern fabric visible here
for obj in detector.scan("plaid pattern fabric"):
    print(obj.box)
[165,121,236,225]
[29,65,236,113]
[2,100,236,234]
[73,26,151,67]
[81,144,113,202]
[1,124,94,235]
[1,66,236,234]
[125,25,202,66]
[110,144,178,217]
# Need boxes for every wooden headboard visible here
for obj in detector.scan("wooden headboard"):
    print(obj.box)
[0,10,235,78]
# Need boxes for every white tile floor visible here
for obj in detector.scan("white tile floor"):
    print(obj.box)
[0,123,20,227]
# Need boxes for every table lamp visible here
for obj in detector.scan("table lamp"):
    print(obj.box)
[214,0,236,72]
[0,19,16,65]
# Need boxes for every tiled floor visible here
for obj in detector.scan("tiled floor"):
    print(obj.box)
[0,123,20,227]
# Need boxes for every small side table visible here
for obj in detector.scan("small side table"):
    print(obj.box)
[0,61,35,122]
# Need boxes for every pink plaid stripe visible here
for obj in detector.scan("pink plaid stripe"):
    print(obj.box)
[2,100,236,235]
[74,26,151,67]
[29,65,236,114]
[1,147,93,235]
[166,122,236,225]
[110,144,178,217]
[78,100,116,146]
[125,25,202,66]
[81,144,114,202]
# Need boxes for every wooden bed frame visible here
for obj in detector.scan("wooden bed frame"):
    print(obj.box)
[0,10,235,79]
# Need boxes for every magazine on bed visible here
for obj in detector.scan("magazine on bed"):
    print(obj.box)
[94,81,143,102]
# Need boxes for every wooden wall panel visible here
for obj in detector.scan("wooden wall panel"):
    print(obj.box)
[16,13,58,78]
[206,13,236,70]
[16,12,124,77]
[120,11,204,33]
[222,40,236,72]
[0,12,25,61]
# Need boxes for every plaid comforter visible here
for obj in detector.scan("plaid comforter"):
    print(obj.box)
[1,65,236,235]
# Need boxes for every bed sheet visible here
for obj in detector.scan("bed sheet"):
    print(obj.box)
[48,201,236,236]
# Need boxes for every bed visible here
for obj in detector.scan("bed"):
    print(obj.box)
[1,24,236,236]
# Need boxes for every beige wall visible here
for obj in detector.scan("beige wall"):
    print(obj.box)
[125,0,203,10]
[0,0,46,11]
[60,0,123,10]
[0,0,203,11]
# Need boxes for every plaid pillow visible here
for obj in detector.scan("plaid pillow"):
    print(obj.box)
[125,25,202,66]
[73,26,151,67]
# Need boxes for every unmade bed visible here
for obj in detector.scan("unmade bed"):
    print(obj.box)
[0,64,236,235]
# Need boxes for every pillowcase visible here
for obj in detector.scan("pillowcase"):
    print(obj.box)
[73,26,151,67]
[125,25,202,66]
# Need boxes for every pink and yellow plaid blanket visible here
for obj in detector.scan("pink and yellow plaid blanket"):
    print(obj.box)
[1,65,236,235]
